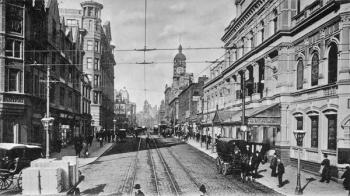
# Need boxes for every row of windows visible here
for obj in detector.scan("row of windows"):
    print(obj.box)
[87,40,100,52]
[296,43,338,90]
[86,57,100,70]
[295,114,337,150]
[83,6,100,18]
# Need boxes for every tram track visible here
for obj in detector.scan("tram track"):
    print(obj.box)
[149,136,180,196]
[117,137,142,196]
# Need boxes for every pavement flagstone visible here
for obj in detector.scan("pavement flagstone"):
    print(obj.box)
[51,139,114,168]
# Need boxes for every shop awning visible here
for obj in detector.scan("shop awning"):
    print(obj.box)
[212,110,241,125]
[211,103,281,126]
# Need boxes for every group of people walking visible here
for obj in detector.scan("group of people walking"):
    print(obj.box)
[73,135,93,158]
[269,153,285,187]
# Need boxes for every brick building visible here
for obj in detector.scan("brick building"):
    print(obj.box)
[178,76,207,133]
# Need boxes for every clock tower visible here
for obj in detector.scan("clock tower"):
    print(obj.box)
[173,44,186,79]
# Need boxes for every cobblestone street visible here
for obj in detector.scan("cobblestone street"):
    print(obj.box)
[77,136,280,196]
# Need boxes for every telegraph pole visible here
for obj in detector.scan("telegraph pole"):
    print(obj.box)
[46,65,50,158]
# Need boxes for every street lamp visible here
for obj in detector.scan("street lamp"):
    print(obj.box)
[41,117,54,159]
[113,118,117,137]
[293,130,306,195]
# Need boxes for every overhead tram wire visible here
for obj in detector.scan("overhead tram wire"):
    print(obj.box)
[134,0,155,102]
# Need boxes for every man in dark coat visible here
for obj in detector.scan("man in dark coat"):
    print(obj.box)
[320,154,331,183]
[252,150,261,177]
[277,158,285,187]
[341,166,350,190]
[270,153,278,177]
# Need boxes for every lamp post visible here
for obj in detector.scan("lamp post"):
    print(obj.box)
[113,118,116,139]
[293,130,306,195]
[40,65,55,159]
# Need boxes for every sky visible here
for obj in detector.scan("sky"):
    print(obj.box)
[60,0,236,112]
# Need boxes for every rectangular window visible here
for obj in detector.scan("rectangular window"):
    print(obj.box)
[94,75,99,87]
[87,58,92,69]
[51,53,56,71]
[5,39,22,58]
[60,87,65,106]
[310,116,319,148]
[5,68,21,92]
[95,41,99,52]
[49,84,55,103]
[87,40,93,51]
[296,117,303,146]
[93,91,98,104]
[52,20,56,42]
[66,19,77,26]
[88,7,93,16]
[327,115,337,150]
[94,58,99,70]
[68,91,72,108]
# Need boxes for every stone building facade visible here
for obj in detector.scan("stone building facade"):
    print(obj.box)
[0,0,87,147]
[178,77,207,133]
[164,45,193,128]
[61,0,116,134]
[203,0,350,178]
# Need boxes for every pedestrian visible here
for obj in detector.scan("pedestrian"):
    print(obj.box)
[199,184,207,196]
[56,138,62,153]
[81,140,88,158]
[133,184,144,196]
[99,134,103,147]
[88,135,93,147]
[252,150,261,177]
[74,138,82,157]
[320,154,331,183]
[341,166,350,190]
[146,134,151,148]
[277,158,285,187]
[270,153,278,177]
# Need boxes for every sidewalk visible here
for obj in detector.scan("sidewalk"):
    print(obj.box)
[186,139,349,196]
[51,139,114,168]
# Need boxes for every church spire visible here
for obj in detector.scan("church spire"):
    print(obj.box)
[178,44,182,53]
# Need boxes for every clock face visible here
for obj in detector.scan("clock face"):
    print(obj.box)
[176,67,184,74]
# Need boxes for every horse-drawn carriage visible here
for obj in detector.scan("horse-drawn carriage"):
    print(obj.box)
[116,129,127,142]
[215,138,270,176]
[0,143,43,190]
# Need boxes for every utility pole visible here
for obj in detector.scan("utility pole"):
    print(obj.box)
[40,64,55,159]
[46,65,50,158]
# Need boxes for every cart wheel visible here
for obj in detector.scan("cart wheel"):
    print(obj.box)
[216,157,222,174]
[17,172,22,190]
[0,175,13,190]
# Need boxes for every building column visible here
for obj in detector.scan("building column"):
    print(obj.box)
[276,103,291,165]
[252,63,260,101]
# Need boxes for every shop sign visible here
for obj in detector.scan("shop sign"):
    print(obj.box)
[61,125,70,129]
[248,117,280,125]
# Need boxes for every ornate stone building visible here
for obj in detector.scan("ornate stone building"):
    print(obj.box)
[0,0,86,147]
[164,45,193,128]
[114,88,136,130]
[203,0,350,178]
[61,0,116,134]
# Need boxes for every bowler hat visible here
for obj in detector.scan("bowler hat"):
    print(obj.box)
[134,184,141,189]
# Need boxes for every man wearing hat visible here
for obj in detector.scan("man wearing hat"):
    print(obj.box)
[134,184,145,196]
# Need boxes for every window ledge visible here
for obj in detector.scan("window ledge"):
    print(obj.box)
[321,149,336,155]
[305,147,319,153]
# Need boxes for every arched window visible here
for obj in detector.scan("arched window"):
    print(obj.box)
[297,58,304,90]
[328,43,338,84]
[311,53,319,86]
